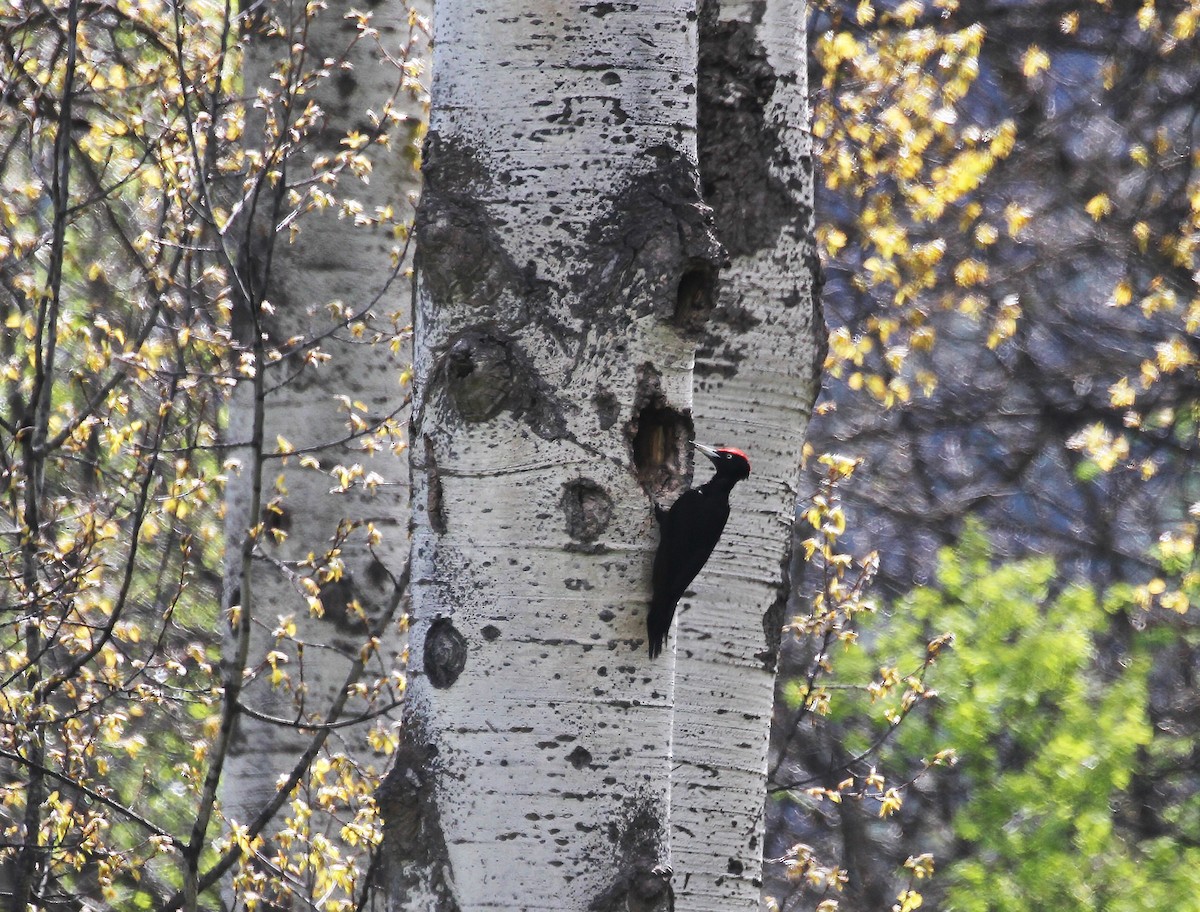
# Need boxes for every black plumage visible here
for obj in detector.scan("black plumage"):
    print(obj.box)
[647,444,751,658]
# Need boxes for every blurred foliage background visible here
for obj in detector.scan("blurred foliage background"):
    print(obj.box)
[768,2,1200,910]
[0,0,420,907]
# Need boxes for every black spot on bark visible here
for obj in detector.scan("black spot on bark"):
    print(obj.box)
[377,731,460,912]
[697,2,805,258]
[727,858,744,875]
[317,575,369,634]
[434,329,569,439]
[334,70,357,99]
[694,343,741,379]
[261,500,291,538]
[714,301,762,332]
[421,211,517,311]
[424,618,468,689]
[566,746,593,769]
[424,436,446,534]
[587,801,672,912]
[443,332,514,422]
[694,296,766,379]
[674,262,717,331]
[562,479,614,542]
[758,528,795,670]
[366,555,391,588]
[481,624,501,641]
[594,389,621,430]
[544,95,629,128]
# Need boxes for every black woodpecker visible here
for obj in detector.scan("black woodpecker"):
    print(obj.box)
[647,443,751,658]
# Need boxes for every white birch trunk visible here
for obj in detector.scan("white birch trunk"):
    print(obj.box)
[221,1,428,902]
[396,2,725,910]
[671,2,822,909]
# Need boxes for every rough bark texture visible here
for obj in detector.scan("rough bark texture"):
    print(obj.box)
[401,1,723,909]
[671,2,823,909]
[222,1,427,902]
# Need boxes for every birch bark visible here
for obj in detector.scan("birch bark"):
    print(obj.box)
[671,2,822,909]
[393,1,820,909]
[397,1,724,910]
[220,2,428,904]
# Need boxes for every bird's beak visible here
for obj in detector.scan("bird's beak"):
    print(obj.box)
[694,443,721,464]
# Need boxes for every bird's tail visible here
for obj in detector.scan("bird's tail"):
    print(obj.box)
[647,599,672,659]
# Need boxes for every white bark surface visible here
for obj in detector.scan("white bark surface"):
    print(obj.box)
[401,2,724,910]
[221,1,427,899]
[672,2,821,909]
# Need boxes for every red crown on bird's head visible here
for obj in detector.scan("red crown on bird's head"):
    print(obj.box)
[715,447,749,467]
[697,444,750,475]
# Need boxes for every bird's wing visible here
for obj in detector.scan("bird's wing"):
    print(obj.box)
[651,489,729,608]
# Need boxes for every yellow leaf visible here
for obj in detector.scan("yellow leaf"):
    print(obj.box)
[878,788,903,818]
[823,228,848,254]
[1132,221,1150,252]
[1103,61,1118,90]
[1155,336,1193,372]
[1137,1,1157,30]
[1004,203,1031,237]
[1085,194,1113,220]
[829,32,862,64]
[974,224,998,246]
[1109,377,1136,408]
[1161,591,1189,613]
[1022,45,1051,78]
[953,259,988,286]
